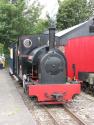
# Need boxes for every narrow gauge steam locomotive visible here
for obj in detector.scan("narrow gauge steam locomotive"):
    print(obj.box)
[9,27,80,104]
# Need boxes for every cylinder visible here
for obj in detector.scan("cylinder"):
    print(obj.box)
[49,27,55,49]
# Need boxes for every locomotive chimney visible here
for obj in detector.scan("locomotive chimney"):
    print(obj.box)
[49,27,55,49]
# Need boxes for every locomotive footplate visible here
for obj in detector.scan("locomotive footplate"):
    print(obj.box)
[27,83,80,104]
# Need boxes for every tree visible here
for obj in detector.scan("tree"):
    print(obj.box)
[56,0,94,30]
[33,19,49,33]
[0,0,47,54]
[0,1,16,49]
[0,43,4,55]
[88,0,94,16]
[23,0,43,34]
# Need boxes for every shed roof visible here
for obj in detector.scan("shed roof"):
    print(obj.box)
[55,17,94,45]
[56,21,87,37]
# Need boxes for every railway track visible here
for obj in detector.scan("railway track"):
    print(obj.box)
[63,105,87,125]
[43,104,88,125]
[16,84,59,125]
[66,93,94,125]
[42,105,60,125]
[18,85,88,125]
[12,78,89,125]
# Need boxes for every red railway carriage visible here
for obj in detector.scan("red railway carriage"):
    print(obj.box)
[65,36,94,80]
[56,17,94,94]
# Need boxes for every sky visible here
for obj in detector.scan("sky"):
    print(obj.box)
[28,0,59,19]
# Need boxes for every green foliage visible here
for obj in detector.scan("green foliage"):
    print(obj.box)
[56,0,94,30]
[23,1,43,34]
[0,0,48,54]
[33,19,49,34]
[0,43,4,55]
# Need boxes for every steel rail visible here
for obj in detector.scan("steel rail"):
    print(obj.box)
[64,105,88,125]
[43,105,65,125]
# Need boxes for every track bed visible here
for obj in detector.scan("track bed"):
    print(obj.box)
[14,79,93,125]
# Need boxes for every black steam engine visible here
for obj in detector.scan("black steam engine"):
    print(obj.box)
[27,28,67,84]
[9,27,80,104]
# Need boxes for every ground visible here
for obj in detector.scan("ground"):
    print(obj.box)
[0,69,36,125]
